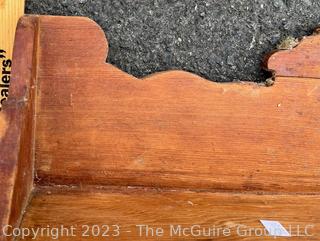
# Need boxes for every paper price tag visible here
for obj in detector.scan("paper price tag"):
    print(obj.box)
[260,220,291,237]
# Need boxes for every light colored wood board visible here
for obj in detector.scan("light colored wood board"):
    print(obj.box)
[20,187,320,240]
[27,16,320,193]
[0,0,25,110]
[0,16,37,241]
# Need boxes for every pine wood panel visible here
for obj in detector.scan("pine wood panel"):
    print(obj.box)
[1,16,320,241]
[29,16,320,193]
[0,0,25,110]
[21,187,320,240]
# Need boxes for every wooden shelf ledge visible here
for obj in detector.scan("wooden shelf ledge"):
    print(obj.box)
[20,187,320,240]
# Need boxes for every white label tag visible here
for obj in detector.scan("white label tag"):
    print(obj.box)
[260,220,291,237]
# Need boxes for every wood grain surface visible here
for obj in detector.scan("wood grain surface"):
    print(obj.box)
[28,16,320,193]
[20,187,320,240]
[0,16,37,241]
[267,33,320,79]
[1,15,320,241]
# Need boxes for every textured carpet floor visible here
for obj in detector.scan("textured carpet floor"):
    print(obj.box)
[25,0,320,82]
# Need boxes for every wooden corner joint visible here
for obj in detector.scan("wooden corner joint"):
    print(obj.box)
[0,15,38,240]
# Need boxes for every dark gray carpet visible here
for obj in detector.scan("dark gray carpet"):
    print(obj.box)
[25,0,320,82]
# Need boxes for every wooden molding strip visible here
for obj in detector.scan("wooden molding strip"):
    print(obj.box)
[0,15,36,241]
[21,186,320,241]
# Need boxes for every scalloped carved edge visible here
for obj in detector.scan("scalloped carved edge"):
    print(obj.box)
[265,30,320,79]
[27,15,320,85]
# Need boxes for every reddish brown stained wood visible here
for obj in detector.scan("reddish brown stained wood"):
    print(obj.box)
[27,16,320,193]
[0,16,37,241]
[20,187,320,240]
[266,34,320,78]
[1,14,320,241]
